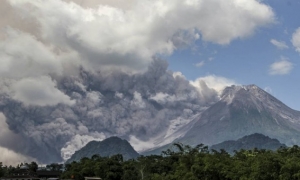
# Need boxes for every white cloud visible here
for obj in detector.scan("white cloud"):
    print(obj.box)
[269,57,293,75]
[195,61,205,67]
[61,133,105,161]
[131,91,146,108]
[0,113,33,156]
[0,113,36,166]
[264,87,273,94]
[0,146,37,166]
[270,39,289,49]
[115,92,124,99]
[292,27,300,52]
[0,1,39,40]
[11,76,75,106]
[0,113,23,148]
[172,71,185,79]
[0,28,64,78]
[191,75,237,94]
[7,0,274,72]
[129,135,156,152]
[62,0,137,10]
[150,92,180,104]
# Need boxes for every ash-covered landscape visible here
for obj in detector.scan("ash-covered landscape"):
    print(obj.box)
[1,0,300,179]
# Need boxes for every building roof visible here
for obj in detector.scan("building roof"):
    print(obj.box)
[36,170,61,176]
[11,169,30,173]
[2,175,38,179]
[84,177,102,180]
[20,165,29,170]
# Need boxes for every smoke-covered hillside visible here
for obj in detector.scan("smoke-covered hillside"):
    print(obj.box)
[0,59,222,163]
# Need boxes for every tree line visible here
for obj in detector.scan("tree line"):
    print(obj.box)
[2,144,300,179]
[0,161,63,177]
[61,144,300,180]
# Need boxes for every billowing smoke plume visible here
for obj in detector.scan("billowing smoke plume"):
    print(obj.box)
[0,59,221,163]
[0,0,273,163]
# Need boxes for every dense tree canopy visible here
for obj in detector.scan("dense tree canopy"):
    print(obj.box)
[58,144,300,180]
[3,145,300,179]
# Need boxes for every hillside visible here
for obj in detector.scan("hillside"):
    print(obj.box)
[210,133,286,154]
[66,136,139,163]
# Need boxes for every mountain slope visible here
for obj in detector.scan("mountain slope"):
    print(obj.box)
[178,85,300,147]
[210,133,286,154]
[66,136,139,163]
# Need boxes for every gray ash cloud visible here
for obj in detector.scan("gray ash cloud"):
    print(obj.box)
[0,0,272,163]
[0,59,218,163]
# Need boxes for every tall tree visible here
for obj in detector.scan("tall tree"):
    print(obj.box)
[0,162,4,177]
[29,162,38,172]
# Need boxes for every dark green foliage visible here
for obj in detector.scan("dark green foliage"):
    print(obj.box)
[0,162,4,177]
[5,144,300,179]
[28,161,38,172]
[61,144,300,180]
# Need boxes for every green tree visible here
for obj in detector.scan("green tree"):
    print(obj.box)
[94,154,123,180]
[0,162,4,177]
[28,162,38,172]
[122,160,139,180]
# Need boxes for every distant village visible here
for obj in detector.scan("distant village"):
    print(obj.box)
[0,162,101,180]
[0,162,63,180]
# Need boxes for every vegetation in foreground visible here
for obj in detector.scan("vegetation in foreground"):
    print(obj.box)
[2,144,300,180]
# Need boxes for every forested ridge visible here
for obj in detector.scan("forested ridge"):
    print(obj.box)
[2,144,300,180]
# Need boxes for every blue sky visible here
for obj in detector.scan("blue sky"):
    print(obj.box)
[0,0,298,110]
[168,0,300,110]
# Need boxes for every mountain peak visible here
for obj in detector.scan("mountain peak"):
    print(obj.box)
[244,84,259,89]
[221,84,262,97]
[179,84,300,147]
[220,84,276,107]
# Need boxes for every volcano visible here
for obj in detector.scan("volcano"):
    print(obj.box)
[178,85,300,147]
